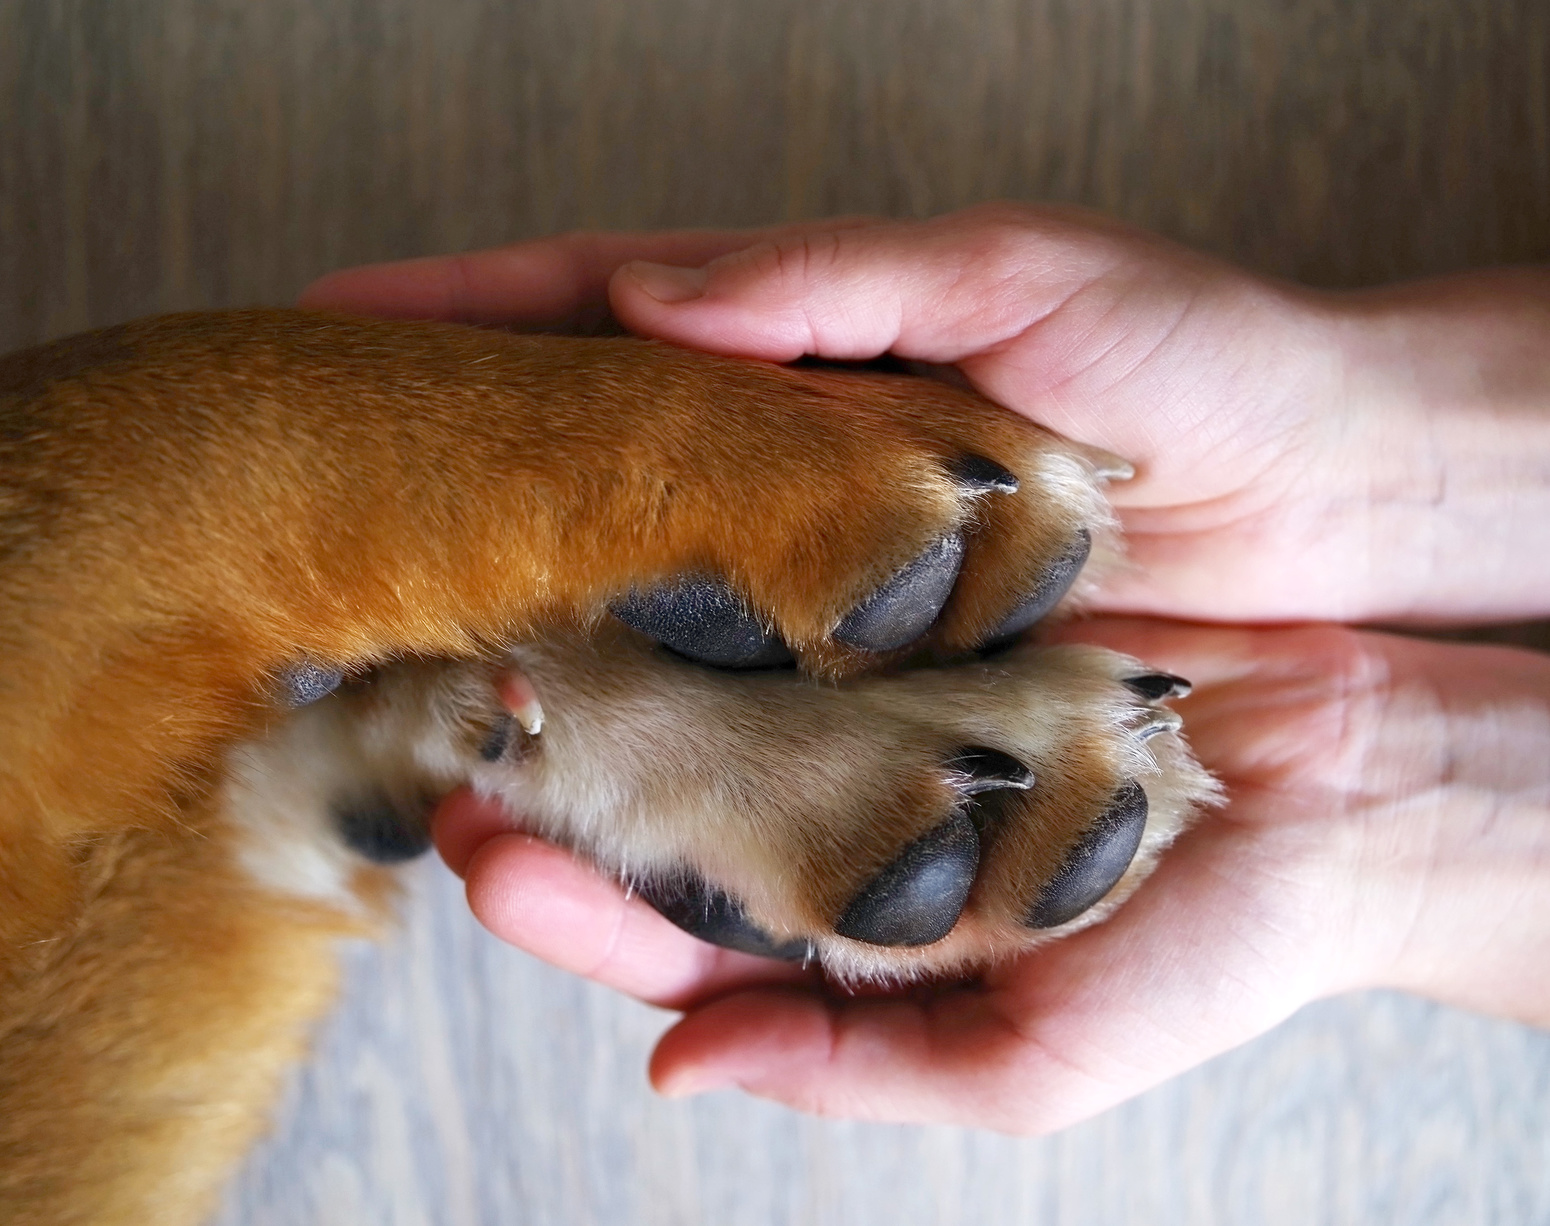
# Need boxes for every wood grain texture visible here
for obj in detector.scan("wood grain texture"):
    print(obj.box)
[4,0,1549,349]
[3,1,1549,1223]
[212,867,1550,1226]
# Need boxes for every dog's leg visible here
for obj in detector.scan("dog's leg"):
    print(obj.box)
[1,308,1111,945]
[0,801,375,1226]
[0,307,1126,1216]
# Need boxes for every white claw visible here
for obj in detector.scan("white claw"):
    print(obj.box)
[1134,709,1183,741]
[497,669,545,735]
[1083,446,1137,483]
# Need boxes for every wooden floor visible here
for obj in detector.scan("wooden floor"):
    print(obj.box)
[209,866,1550,1226]
[4,2,1549,1222]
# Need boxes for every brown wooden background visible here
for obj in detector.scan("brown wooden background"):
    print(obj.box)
[4,1,1549,1223]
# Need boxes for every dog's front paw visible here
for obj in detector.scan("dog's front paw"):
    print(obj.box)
[453,629,1218,980]
[586,349,1122,674]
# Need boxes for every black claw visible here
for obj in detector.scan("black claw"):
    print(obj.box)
[833,534,967,652]
[983,529,1092,643]
[479,714,515,762]
[333,794,435,863]
[1024,781,1149,929]
[280,661,343,707]
[948,747,1036,796]
[637,872,811,961]
[1123,672,1193,701]
[950,454,1020,494]
[611,575,795,670]
[834,812,980,947]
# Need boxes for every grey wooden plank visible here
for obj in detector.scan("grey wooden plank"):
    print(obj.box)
[212,865,1550,1226]
[4,0,1548,352]
[4,1,1549,1223]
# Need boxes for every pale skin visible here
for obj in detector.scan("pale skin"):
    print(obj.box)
[300,204,1550,1133]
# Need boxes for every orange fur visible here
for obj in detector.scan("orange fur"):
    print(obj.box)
[0,309,1204,1224]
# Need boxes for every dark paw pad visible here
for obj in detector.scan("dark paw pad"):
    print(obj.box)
[280,661,344,707]
[1024,780,1148,928]
[637,872,811,960]
[949,454,1020,494]
[834,812,980,947]
[985,529,1092,642]
[479,714,515,761]
[1123,672,1192,701]
[833,534,967,652]
[333,794,435,863]
[612,576,795,669]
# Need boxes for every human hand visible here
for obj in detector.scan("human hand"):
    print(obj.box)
[432,620,1550,1132]
[301,205,1550,625]
[301,208,1550,1129]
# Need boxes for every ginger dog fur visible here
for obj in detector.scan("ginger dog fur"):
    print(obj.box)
[0,309,1206,1224]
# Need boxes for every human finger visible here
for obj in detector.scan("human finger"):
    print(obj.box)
[647,620,1429,1127]
[433,791,810,1011]
[649,807,1339,1131]
[609,203,1329,508]
[433,786,522,878]
[609,204,1138,362]
[296,219,878,327]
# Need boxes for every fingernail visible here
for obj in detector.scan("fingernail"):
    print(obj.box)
[628,261,708,304]
[658,1067,734,1098]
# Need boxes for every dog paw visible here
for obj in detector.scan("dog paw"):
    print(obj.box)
[449,628,1218,979]
[241,629,1212,978]
[592,353,1121,674]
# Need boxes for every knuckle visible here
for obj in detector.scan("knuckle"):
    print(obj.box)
[751,231,851,288]
[823,212,890,233]
[720,218,892,296]
[1295,625,1391,691]
[1274,626,1400,775]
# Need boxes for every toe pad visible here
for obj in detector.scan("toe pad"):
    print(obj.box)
[333,794,434,863]
[1024,780,1148,929]
[280,661,343,707]
[986,529,1092,642]
[638,871,811,960]
[835,811,980,947]
[833,534,966,652]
